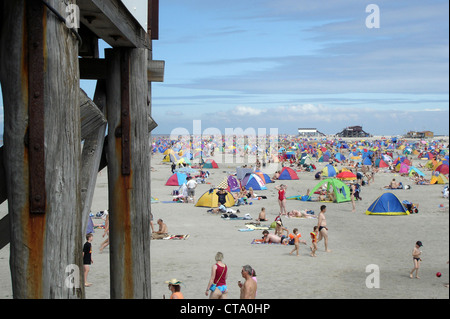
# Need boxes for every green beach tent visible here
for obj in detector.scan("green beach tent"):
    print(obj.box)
[287,178,351,203]
[309,178,351,203]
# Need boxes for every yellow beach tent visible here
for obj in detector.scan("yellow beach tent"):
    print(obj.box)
[195,188,235,208]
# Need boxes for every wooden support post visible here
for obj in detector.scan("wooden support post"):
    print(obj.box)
[0,0,82,298]
[80,80,107,245]
[105,48,151,299]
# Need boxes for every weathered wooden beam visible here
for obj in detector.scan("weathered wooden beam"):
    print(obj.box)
[147,60,165,82]
[0,0,82,299]
[0,146,6,204]
[80,88,107,139]
[105,47,151,299]
[148,0,159,40]
[0,214,10,250]
[80,80,107,240]
[78,0,150,49]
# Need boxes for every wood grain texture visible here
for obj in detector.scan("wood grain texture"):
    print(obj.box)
[105,47,151,299]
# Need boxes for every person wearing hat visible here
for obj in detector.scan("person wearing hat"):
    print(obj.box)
[410,241,423,279]
[165,279,184,299]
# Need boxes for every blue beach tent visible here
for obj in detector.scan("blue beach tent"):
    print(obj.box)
[366,193,409,216]
[241,173,267,190]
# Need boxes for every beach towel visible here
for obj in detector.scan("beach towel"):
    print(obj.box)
[251,239,284,245]
[163,234,190,240]
[239,224,270,231]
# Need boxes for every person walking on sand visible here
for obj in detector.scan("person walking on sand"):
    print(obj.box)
[310,226,319,257]
[317,205,331,252]
[410,241,423,279]
[238,265,257,299]
[289,228,301,257]
[83,233,94,287]
[275,184,288,216]
[205,252,228,299]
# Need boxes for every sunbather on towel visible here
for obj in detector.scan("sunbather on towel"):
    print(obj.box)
[262,230,289,245]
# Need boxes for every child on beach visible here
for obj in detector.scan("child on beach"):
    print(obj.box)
[410,241,423,279]
[83,233,94,287]
[289,228,301,256]
[310,226,319,257]
[257,207,267,222]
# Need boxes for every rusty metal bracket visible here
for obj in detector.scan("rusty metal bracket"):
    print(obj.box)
[27,0,46,214]
[120,49,131,176]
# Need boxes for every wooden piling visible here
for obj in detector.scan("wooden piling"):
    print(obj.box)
[0,0,82,298]
[105,48,151,299]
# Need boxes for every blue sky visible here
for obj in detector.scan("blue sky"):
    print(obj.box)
[1,0,449,137]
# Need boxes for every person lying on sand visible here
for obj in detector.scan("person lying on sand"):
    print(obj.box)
[285,209,316,218]
[261,230,289,245]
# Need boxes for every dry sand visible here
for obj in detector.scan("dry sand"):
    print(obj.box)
[0,140,449,299]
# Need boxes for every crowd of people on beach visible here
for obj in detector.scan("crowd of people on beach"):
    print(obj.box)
[84,135,449,297]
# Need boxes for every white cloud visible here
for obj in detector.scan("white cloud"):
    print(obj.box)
[232,105,267,116]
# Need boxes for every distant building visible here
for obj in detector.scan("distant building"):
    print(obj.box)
[298,128,325,137]
[336,126,371,138]
[405,131,434,138]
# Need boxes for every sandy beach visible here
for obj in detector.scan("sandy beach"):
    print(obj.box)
[0,137,448,299]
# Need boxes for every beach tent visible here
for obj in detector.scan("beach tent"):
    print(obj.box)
[408,166,425,177]
[365,193,409,215]
[227,175,241,192]
[165,172,188,186]
[299,155,314,166]
[278,167,299,180]
[334,153,346,161]
[395,162,410,174]
[322,164,337,178]
[430,173,449,185]
[336,171,357,181]
[236,167,254,181]
[195,188,235,208]
[362,156,372,166]
[374,158,389,168]
[241,173,267,190]
[203,159,219,169]
[435,163,449,175]
[307,178,351,203]
[254,170,273,184]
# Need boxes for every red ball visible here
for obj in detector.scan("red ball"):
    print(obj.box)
[436,272,442,277]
